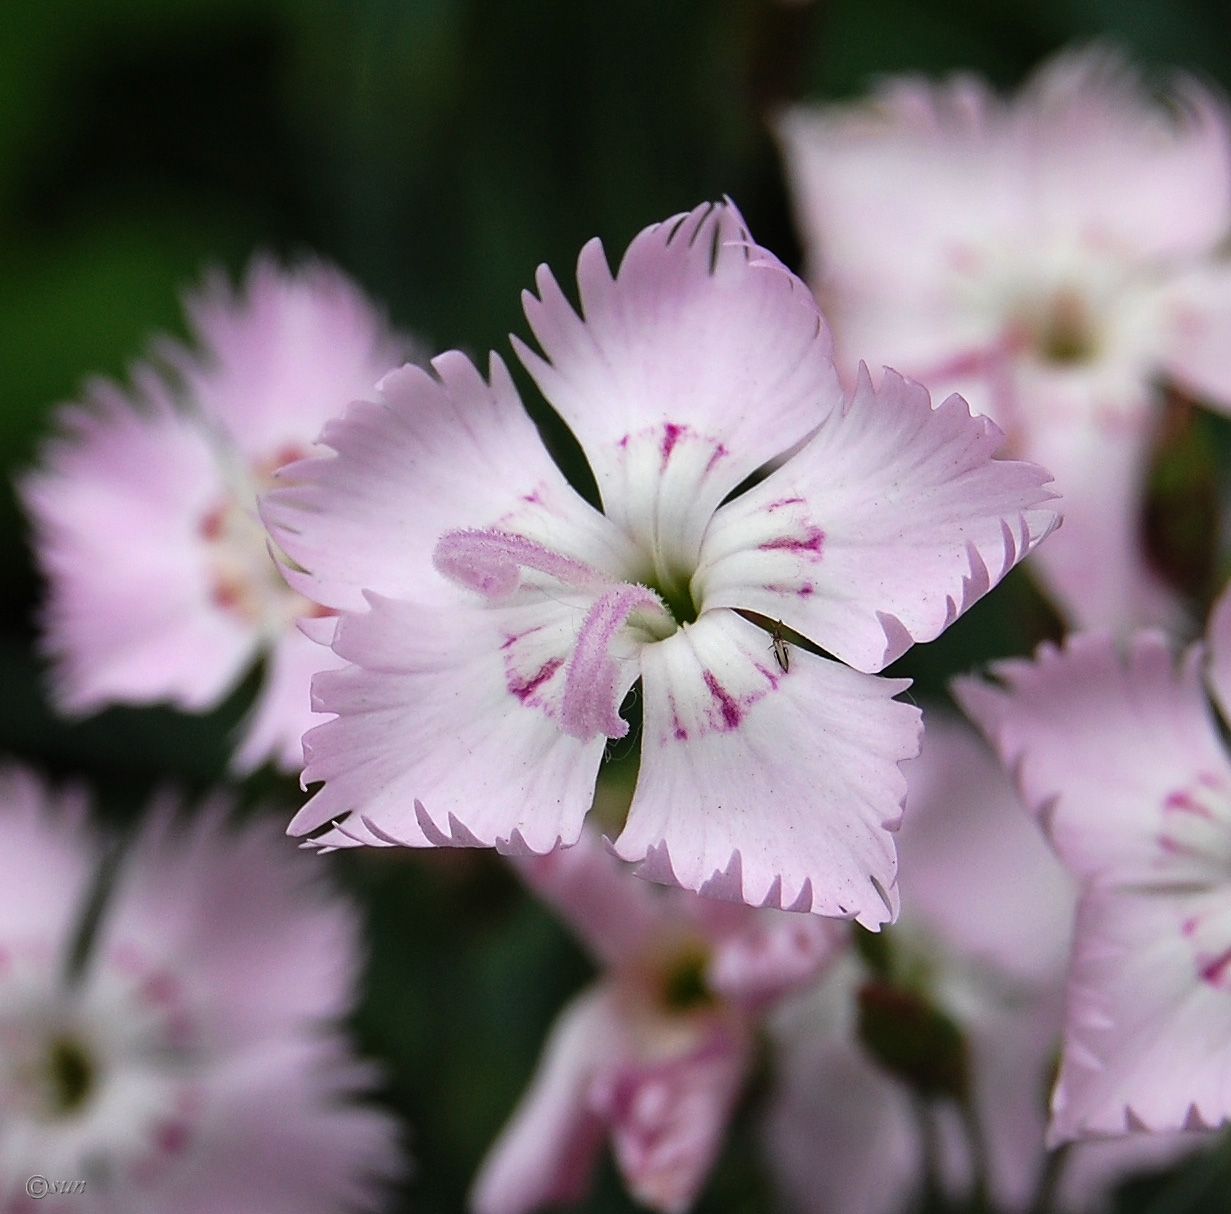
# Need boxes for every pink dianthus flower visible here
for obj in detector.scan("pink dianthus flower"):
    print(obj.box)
[778,48,1231,632]
[958,581,1231,1143]
[0,769,401,1212]
[471,826,843,1214]
[262,200,1057,925]
[21,259,413,772]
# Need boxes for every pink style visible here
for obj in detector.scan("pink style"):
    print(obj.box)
[472,828,843,1214]
[263,200,1058,924]
[22,259,412,773]
[779,48,1231,633]
[958,582,1231,1142]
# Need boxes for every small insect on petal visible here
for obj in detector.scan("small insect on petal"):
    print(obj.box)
[770,620,790,674]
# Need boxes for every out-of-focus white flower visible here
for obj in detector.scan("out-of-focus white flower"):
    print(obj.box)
[0,770,402,1212]
[779,48,1231,632]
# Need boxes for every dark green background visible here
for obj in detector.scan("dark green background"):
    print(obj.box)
[4,2,1231,1210]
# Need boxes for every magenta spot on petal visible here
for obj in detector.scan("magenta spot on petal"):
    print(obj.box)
[1164,790,1215,819]
[760,525,825,557]
[703,671,741,730]
[156,1121,190,1156]
[198,505,225,541]
[797,583,814,597]
[704,443,728,475]
[211,583,242,612]
[509,657,563,703]
[140,972,179,1007]
[501,626,544,651]
[1200,945,1231,986]
[522,491,542,505]
[1183,916,1200,938]
[268,442,309,473]
[670,707,688,741]
[661,422,685,467]
[1198,771,1225,790]
[618,434,630,449]
[765,496,804,512]
[1157,833,1187,855]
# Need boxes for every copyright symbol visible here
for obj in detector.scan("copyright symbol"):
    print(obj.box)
[25,1176,48,1199]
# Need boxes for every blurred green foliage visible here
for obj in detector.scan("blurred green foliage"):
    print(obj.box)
[4,1,1231,1211]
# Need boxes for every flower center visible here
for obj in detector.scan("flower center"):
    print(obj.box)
[199,447,324,634]
[1157,775,1231,881]
[1152,774,1231,991]
[1026,286,1099,365]
[0,942,204,1185]
[645,572,699,629]
[658,945,714,1013]
[41,1034,95,1117]
[433,527,680,740]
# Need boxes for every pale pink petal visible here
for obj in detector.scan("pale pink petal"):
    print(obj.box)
[898,712,1076,984]
[262,351,634,613]
[0,767,91,948]
[290,593,613,855]
[956,631,1231,886]
[98,802,361,1048]
[230,622,346,775]
[514,200,843,573]
[1049,885,1231,1141]
[893,713,1075,1208]
[1020,49,1231,262]
[704,910,844,1010]
[148,1038,402,1214]
[777,51,1231,387]
[964,992,1063,1210]
[170,257,414,458]
[763,970,921,1214]
[509,830,668,968]
[1158,261,1231,407]
[596,1019,750,1214]
[471,988,624,1214]
[1008,376,1181,631]
[697,366,1057,674]
[615,609,920,927]
[21,380,257,713]
[776,76,1017,379]
[1206,581,1231,726]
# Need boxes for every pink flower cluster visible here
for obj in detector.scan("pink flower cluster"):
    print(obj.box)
[15,38,1231,1214]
